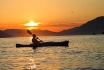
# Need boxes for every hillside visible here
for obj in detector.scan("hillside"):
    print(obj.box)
[59,16,104,35]
[0,30,12,38]
[4,29,57,37]
[77,16,104,34]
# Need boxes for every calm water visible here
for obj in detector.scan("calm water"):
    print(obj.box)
[0,35,104,70]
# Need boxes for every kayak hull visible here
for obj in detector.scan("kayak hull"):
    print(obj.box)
[16,41,69,49]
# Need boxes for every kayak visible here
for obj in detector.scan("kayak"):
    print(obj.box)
[16,41,69,49]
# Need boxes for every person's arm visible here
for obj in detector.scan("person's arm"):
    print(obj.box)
[36,37,39,39]
[36,37,43,42]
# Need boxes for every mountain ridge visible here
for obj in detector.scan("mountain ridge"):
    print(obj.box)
[0,16,104,37]
[0,30,13,38]
[58,16,104,35]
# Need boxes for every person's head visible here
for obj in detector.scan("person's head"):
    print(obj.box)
[33,34,36,37]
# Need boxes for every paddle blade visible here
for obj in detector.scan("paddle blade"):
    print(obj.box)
[27,30,32,35]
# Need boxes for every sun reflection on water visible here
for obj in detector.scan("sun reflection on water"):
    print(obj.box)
[29,37,32,41]
[26,57,36,69]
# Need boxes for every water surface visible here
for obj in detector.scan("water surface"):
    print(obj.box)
[0,35,104,70]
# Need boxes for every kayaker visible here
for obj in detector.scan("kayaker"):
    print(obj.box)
[32,34,39,44]
[32,34,43,44]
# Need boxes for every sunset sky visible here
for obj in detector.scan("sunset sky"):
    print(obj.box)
[0,0,104,32]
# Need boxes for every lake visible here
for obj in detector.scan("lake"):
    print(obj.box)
[0,35,104,70]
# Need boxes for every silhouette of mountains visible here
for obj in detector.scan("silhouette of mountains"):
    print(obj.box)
[3,29,57,37]
[58,16,104,35]
[0,30,12,38]
[0,16,104,37]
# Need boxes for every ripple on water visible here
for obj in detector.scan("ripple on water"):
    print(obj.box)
[0,36,104,70]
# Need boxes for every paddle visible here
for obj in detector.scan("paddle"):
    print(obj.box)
[27,30,43,42]
[27,30,32,35]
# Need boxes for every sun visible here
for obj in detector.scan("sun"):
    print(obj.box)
[24,21,39,27]
[24,21,40,30]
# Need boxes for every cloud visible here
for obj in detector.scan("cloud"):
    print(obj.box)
[39,22,84,27]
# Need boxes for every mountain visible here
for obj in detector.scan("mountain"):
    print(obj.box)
[2,16,104,37]
[4,29,57,37]
[59,16,104,35]
[4,29,29,37]
[77,16,104,34]
[57,27,78,35]
[31,29,57,36]
[0,30,12,38]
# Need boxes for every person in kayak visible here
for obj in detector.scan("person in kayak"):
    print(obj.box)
[32,34,43,44]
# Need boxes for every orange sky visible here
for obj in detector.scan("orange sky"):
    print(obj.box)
[0,0,104,32]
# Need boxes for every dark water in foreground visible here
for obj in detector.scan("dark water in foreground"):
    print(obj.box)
[0,35,104,70]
